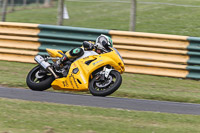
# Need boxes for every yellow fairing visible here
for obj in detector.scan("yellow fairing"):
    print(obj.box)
[51,48,125,91]
[46,48,64,58]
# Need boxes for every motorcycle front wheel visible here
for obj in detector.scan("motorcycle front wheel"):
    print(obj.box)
[89,70,122,96]
[26,65,55,91]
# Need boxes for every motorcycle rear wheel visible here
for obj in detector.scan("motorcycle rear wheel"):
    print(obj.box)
[89,70,122,96]
[26,65,54,91]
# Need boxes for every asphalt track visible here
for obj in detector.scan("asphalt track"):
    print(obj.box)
[0,87,200,115]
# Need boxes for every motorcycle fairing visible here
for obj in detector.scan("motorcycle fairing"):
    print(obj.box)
[51,48,124,91]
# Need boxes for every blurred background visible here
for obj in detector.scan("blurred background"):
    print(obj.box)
[0,0,200,36]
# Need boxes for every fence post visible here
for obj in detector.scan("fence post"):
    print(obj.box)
[1,0,8,22]
[10,0,15,12]
[44,0,51,7]
[23,0,27,8]
[50,0,54,6]
[129,0,137,31]
[36,0,40,7]
[0,0,2,13]
[57,0,64,25]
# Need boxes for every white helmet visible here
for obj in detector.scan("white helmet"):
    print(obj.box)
[95,34,113,52]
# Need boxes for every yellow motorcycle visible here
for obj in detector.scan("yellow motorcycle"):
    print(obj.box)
[26,47,125,96]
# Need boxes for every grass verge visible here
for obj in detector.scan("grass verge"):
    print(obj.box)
[2,0,200,103]
[1,1,200,132]
[5,0,200,36]
[1,60,200,104]
[1,97,200,133]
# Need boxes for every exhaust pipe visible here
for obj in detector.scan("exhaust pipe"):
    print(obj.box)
[34,55,58,79]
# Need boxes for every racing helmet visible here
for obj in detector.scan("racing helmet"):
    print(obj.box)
[95,34,113,51]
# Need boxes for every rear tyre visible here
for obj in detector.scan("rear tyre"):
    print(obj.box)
[89,70,122,96]
[26,65,54,91]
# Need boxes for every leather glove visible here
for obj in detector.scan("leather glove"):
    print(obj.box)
[83,41,94,50]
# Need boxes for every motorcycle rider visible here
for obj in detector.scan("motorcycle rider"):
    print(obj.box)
[58,34,113,65]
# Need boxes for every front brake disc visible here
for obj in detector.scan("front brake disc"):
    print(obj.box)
[96,75,112,88]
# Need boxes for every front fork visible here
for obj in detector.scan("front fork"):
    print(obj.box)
[104,67,113,78]
[97,66,113,81]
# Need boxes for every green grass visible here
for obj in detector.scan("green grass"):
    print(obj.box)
[1,0,200,103]
[1,60,200,104]
[1,97,200,133]
[4,0,200,36]
[1,1,200,132]
[115,74,200,103]
[0,61,34,88]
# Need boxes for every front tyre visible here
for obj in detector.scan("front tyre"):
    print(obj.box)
[89,70,122,96]
[26,65,54,91]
